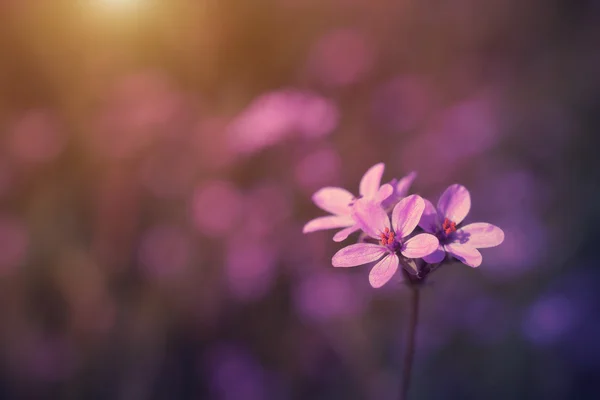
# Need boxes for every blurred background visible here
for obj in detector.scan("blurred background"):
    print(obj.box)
[0,0,599,399]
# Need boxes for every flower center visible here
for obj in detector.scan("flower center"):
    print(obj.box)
[379,227,396,246]
[441,218,457,236]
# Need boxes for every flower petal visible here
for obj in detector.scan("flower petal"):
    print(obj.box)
[395,171,417,198]
[332,243,387,268]
[418,198,439,233]
[381,171,417,209]
[332,225,360,242]
[312,187,355,216]
[423,244,446,264]
[392,194,425,238]
[401,233,439,258]
[374,183,394,204]
[445,243,482,267]
[437,184,471,224]
[351,198,391,239]
[369,254,399,288]
[458,223,504,248]
[302,215,354,233]
[359,163,385,198]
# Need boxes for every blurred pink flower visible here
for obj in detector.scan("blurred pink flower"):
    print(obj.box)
[295,93,339,138]
[307,29,374,86]
[227,89,339,155]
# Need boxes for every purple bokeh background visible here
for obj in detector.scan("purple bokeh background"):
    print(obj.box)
[0,0,599,398]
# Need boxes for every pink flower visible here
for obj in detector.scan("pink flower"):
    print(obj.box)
[331,195,439,288]
[302,163,393,242]
[419,184,505,267]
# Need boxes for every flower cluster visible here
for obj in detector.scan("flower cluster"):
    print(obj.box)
[303,163,504,288]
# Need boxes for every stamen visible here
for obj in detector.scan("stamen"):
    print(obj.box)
[442,218,457,235]
[379,229,396,247]
[387,231,395,245]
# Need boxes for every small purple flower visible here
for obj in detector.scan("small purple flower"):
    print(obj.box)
[303,163,393,242]
[419,184,505,267]
[331,195,439,288]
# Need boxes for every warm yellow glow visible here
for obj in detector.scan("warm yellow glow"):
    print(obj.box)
[93,0,144,12]
[100,0,140,6]
[78,0,158,28]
